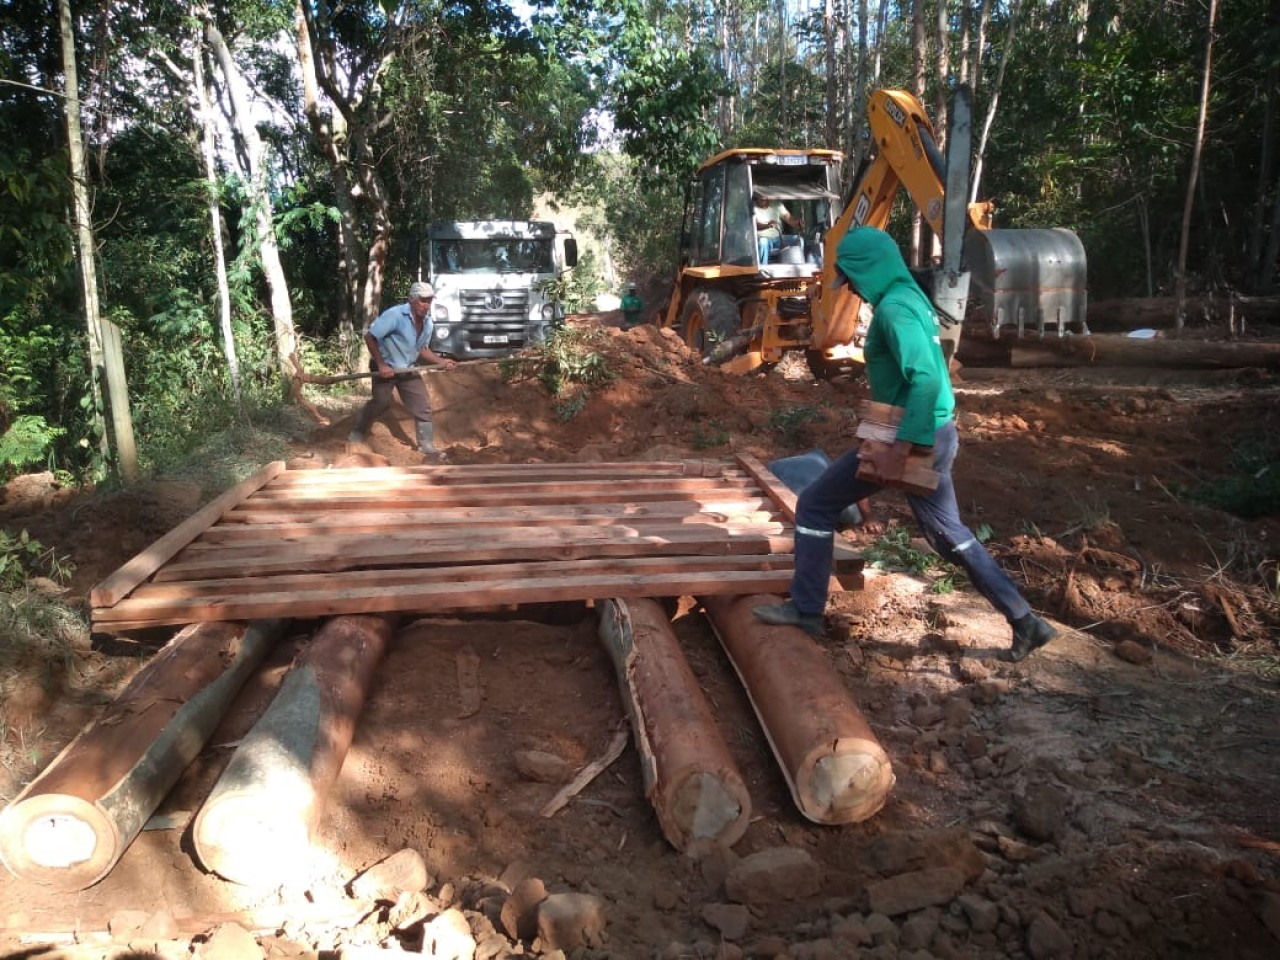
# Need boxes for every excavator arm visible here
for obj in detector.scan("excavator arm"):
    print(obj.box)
[810,89,992,353]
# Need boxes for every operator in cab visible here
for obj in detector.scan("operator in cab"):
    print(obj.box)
[753,189,804,264]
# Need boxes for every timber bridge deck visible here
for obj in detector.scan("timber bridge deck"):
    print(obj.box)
[89,454,861,634]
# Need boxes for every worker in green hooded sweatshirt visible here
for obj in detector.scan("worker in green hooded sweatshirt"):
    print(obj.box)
[754,227,1058,662]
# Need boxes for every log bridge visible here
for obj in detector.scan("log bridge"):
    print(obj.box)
[1,456,895,891]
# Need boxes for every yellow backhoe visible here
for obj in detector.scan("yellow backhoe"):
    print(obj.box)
[658,86,1088,376]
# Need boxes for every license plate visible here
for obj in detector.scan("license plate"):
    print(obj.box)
[778,155,808,166]
[482,334,509,344]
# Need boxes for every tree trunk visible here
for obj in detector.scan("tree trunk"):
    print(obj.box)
[191,32,241,407]
[973,0,991,98]
[849,0,870,173]
[934,0,950,146]
[295,1,361,363]
[1174,0,1219,330]
[910,0,927,265]
[205,21,298,386]
[971,0,1022,204]
[824,0,837,149]
[778,0,788,133]
[0,620,286,890]
[596,599,751,852]
[1249,1,1280,290]
[59,0,135,481]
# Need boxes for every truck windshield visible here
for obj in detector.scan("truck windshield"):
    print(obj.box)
[431,238,554,275]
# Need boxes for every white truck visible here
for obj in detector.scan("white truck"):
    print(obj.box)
[422,220,578,360]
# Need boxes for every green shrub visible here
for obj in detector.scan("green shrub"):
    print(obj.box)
[1185,437,1280,520]
[0,529,74,590]
[864,526,962,595]
[0,415,64,478]
[769,404,824,445]
[503,325,615,397]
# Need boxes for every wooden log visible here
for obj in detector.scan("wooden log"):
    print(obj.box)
[1010,333,1280,369]
[701,594,894,824]
[0,619,287,890]
[191,613,397,886]
[597,599,751,852]
[1085,295,1280,331]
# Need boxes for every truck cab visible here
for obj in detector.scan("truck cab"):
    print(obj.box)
[423,220,578,360]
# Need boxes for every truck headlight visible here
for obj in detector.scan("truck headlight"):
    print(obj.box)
[433,324,452,343]
[541,303,556,321]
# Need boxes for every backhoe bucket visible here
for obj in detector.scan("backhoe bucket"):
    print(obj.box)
[964,228,1088,339]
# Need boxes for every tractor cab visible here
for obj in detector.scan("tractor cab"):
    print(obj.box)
[676,148,844,280]
[664,148,845,366]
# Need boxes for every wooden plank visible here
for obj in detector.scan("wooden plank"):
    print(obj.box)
[178,520,788,561]
[196,501,779,542]
[264,460,739,486]
[154,528,798,581]
[89,461,287,608]
[221,495,775,525]
[736,452,799,522]
[247,476,756,502]
[735,451,863,566]
[94,569,807,626]
[125,554,809,601]
[225,485,760,511]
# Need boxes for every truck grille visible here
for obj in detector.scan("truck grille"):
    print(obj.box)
[458,289,531,349]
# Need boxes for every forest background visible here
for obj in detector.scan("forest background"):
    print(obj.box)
[0,0,1274,493]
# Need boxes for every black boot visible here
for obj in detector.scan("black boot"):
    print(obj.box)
[752,601,825,638]
[1006,613,1058,662]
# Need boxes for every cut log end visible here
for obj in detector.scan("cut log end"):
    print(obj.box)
[192,792,312,887]
[664,769,751,849]
[798,740,896,825]
[0,794,121,891]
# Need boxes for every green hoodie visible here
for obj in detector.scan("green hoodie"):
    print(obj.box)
[835,227,954,445]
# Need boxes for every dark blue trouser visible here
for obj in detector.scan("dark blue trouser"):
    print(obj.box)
[789,420,1031,623]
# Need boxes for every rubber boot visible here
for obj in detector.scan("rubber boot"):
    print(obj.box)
[416,422,444,461]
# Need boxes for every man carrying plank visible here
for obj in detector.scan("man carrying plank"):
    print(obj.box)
[754,227,1058,663]
[348,281,458,460]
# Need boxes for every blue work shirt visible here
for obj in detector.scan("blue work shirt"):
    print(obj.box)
[367,302,434,369]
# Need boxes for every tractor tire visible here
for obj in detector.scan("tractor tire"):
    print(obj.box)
[678,288,742,359]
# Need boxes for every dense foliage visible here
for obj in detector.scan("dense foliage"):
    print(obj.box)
[1,0,1276,482]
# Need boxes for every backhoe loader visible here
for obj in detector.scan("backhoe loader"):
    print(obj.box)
[657,86,1087,375]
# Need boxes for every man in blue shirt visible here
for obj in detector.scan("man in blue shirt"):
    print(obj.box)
[348,281,458,459]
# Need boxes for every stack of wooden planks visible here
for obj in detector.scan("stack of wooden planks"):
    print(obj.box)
[90,454,861,633]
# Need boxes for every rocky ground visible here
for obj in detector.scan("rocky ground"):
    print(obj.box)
[0,320,1278,959]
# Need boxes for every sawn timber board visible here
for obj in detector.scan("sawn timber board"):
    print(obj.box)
[89,455,861,632]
